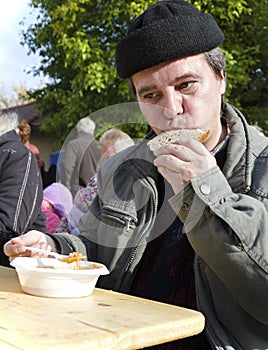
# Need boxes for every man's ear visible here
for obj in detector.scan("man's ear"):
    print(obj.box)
[219,69,226,94]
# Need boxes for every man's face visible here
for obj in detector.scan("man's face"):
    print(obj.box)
[132,53,226,151]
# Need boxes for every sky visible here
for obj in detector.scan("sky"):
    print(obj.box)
[0,0,46,98]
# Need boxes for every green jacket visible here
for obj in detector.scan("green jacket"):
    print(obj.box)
[54,104,268,350]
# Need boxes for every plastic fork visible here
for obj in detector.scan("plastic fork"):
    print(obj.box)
[25,246,68,260]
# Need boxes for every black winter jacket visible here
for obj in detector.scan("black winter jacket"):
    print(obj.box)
[0,130,46,266]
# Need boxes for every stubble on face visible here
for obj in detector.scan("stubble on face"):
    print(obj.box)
[132,54,226,151]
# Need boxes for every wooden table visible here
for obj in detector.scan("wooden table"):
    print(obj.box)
[0,266,205,350]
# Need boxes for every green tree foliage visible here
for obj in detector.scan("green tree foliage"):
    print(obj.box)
[23,0,268,146]
[229,0,268,132]
[194,0,268,135]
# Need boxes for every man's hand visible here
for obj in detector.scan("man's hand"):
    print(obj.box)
[153,139,217,194]
[4,230,58,261]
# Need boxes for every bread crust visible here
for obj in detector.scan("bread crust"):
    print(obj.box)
[147,129,210,151]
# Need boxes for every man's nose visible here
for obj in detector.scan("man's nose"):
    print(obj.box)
[163,91,183,119]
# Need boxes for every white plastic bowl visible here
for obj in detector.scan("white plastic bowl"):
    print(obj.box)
[11,257,109,298]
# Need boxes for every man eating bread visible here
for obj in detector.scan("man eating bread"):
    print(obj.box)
[4,1,268,349]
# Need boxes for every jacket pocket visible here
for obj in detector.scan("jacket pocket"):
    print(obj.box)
[95,205,138,250]
[102,208,136,233]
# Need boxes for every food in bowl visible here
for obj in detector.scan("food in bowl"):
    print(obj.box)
[11,257,109,298]
[57,251,87,269]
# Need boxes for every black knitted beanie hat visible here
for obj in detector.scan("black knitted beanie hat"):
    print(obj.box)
[116,0,224,79]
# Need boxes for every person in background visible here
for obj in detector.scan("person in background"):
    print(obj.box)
[59,116,101,198]
[17,119,41,170]
[41,182,73,233]
[0,112,46,267]
[4,1,268,349]
[56,128,134,235]
[40,161,57,189]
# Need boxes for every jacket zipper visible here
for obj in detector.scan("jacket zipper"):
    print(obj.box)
[194,255,224,350]
[102,211,136,232]
[121,214,133,232]
[113,180,158,291]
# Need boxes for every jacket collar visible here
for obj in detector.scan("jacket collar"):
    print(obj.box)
[223,103,256,193]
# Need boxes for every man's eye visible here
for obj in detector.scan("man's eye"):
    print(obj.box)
[180,82,191,89]
[176,81,197,92]
[143,92,160,100]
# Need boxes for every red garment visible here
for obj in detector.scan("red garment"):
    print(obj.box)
[24,140,41,169]
[41,200,61,233]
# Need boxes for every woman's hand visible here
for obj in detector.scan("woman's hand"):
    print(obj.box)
[153,139,217,194]
[4,230,58,261]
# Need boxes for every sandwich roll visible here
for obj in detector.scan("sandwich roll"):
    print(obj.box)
[147,129,210,152]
